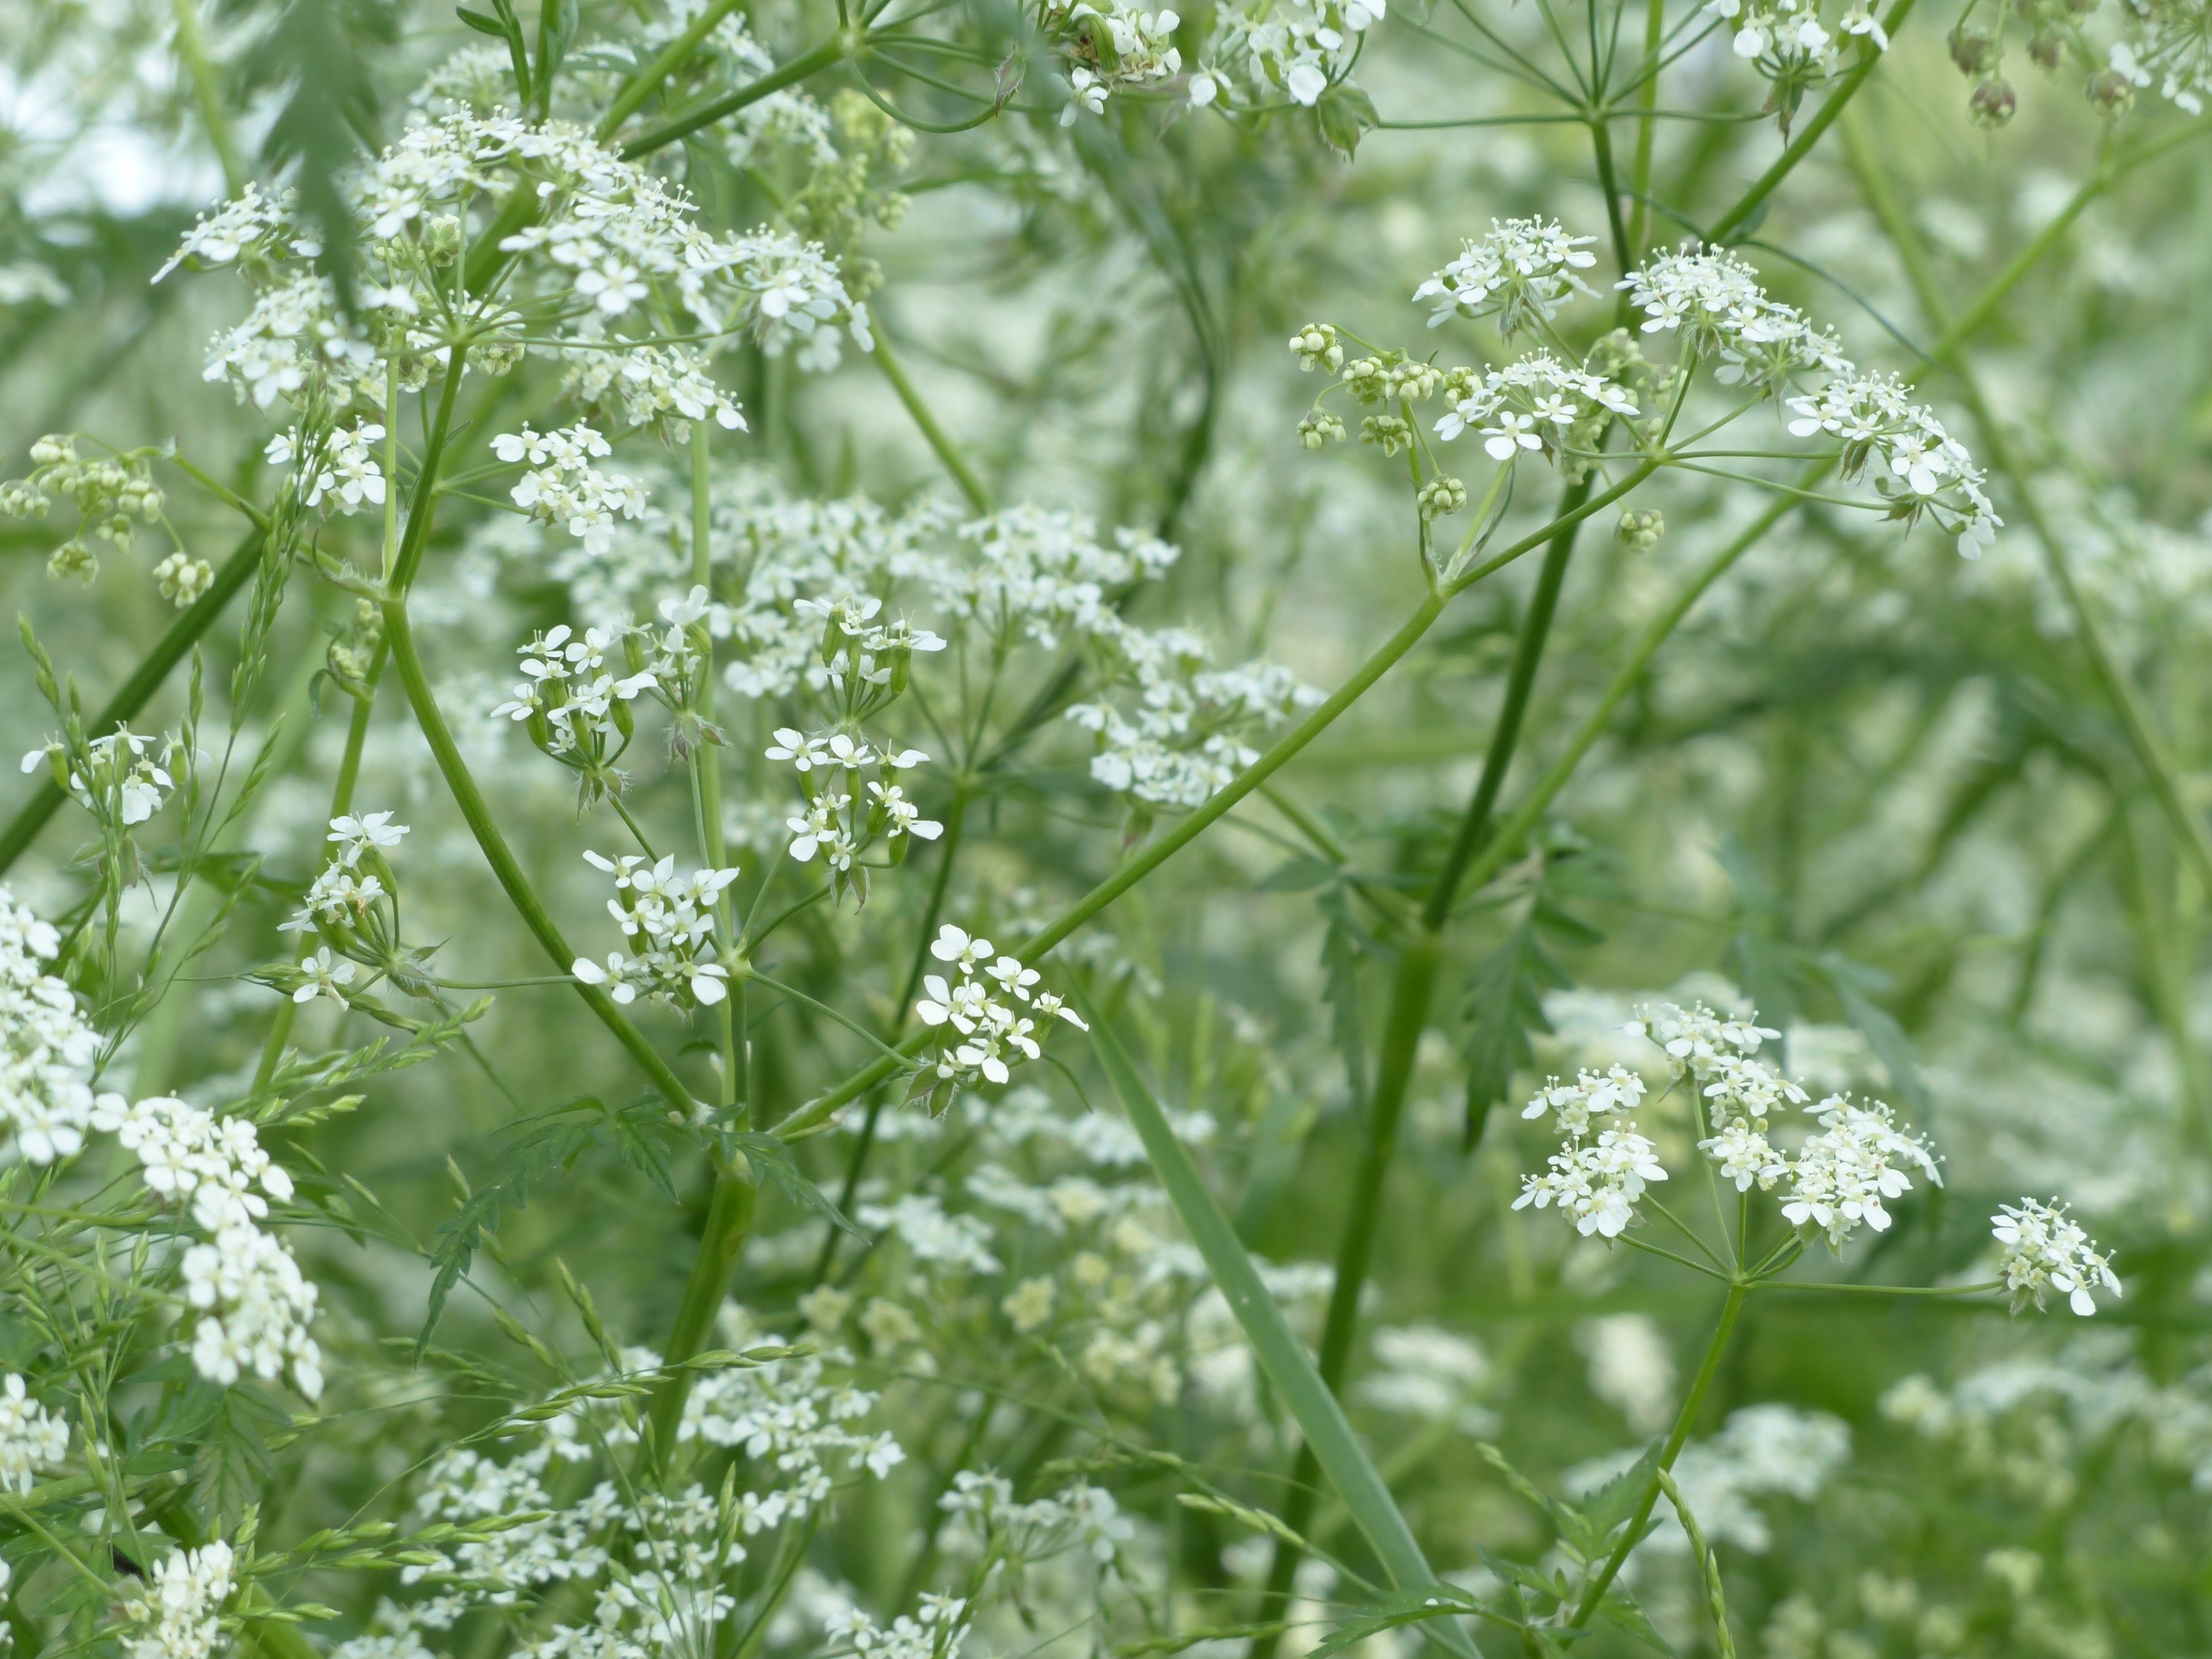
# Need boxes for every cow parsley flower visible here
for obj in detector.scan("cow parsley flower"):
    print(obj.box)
[1514,1126,1670,1238]
[1414,217,1599,335]
[0,885,99,1165]
[911,924,1086,1101]
[267,421,387,515]
[570,851,740,1009]
[22,727,178,827]
[0,1374,70,1494]
[1992,1198,2121,1316]
[495,425,649,554]
[1782,1094,1941,1248]
[115,1541,235,1659]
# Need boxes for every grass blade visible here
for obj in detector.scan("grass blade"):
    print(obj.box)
[1083,1004,1480,1658]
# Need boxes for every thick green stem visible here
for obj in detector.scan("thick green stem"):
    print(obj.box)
[646,1155,758,1461]
[0,528,264,877]
[1704,0,1916,243]
[1569,1282,1746,1625]
[1625,0,1666,261]
[1264,483,1591,1615]
[873,327,993,513]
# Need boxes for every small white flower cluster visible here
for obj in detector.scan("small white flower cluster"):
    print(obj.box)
[154,553,214,607]
[489,623,660,799]
[857,1193,1005,1275]
[2109,12,2212,115]
[1782,1093,1942,1246]
[1413,217,1600,336]
[115,1541,234,1659]
[938,1470,1135,1565]
[162,112,867,414]
[1992,1198,2121,1316]
[1352,1324,1495,1434]
[1068,633,1322,809]
[1036,0,1185,123]
[0,1374,70,1493]
[287,811,408,936]
[948,506,1180,650]
[0,886,98,1164]
[495,425,649,555]
[1512,1066,1669,1238]
[560,338,747,440]
[914,924,1088,1096]
[1434,350,1643,462]
[569,851,741,1009]
[825,1593,971,1659]
[1620,247,2000,554]
[22,727,178,826]
[93,1092,324,1397]
[267,420,387,515]
[1706,0,1887,110]
[1618,1001,1942,1249]
[1194,0,1386,108]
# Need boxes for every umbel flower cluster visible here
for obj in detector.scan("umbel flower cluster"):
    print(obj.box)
[911,924,1089,1111]
[156,109,868,424]
[1293,222,1999,559]
[1029,0,1384,117]
[1515,1000,2121,1315]
[571,850,743,1008]
[22,726,180,828]
[0,889,324,1394]
[0,432,167,583]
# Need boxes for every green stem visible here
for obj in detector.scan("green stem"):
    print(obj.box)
[1703,0,1916,243]
[645,1155,758,1461]
[1458,484,1808,895]
[1264,480,1591,1611]
[691,425,739,1107]
[0,528,264,877]
[1568,1281,1745,1626]
[873,326,993,512]
[777,470,1663,1140]
[171,0,243,196]
[596,0,747,140]
[380,603,696,1113]
[621,34,853,157]
[1625,0,1666,262]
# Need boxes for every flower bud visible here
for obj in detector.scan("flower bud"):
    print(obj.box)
[2028,30,2061,69]
[1948,24,1994,74]
[1617,507,1666,551]
[1969,76,2017,126]
[2085,67,2136,116]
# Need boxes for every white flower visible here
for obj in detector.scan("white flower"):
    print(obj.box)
[328,810,410,866]
[295,948,356,1005]
[0,1375,69,1494]
[1992,1198,2120,1316]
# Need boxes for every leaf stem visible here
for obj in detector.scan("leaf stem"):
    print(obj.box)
[873,324,994,512]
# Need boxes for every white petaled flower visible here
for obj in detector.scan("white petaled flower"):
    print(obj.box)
[270,421,387,515]
[116,1541,236,1659]
[0,885,100,1165]
[497,424,648,555]
[295,947,356,1005]
[1413,217,1599,335]
[571,851,739,1010]
[328,810,410,866]
[1780,1094,1941,1248]
[911,926,1082,1094]
[1513,1127,1669,1238]
[1992,1198,2121,1316]
[24,727,178,828]
[0,1374,69,1494]
[86,1093,322,1397]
